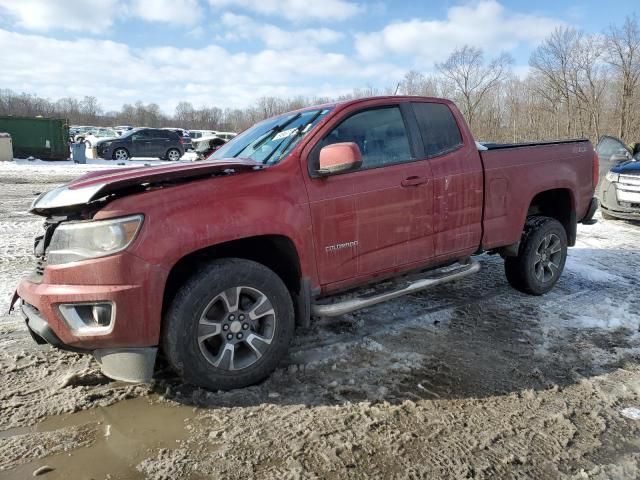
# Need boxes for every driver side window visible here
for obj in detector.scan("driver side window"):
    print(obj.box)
[132,130,151,141]
[314,106,412,172]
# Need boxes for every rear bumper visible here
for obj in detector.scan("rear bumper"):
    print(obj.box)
[580,197,598,224]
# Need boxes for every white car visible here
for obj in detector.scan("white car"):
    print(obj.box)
[84,128,119,147]
[190,130,237,141]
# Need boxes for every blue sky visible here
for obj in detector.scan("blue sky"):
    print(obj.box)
[0,0,637,113]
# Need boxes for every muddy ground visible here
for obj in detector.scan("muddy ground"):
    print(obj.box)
[1,162,640,479]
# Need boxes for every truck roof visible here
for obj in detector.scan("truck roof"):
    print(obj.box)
[289,95,454,115]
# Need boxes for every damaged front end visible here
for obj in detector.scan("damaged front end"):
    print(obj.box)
[13,160,263,383]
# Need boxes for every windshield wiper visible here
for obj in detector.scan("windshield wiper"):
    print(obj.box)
[263,110,324,166]
[240,113,303,156]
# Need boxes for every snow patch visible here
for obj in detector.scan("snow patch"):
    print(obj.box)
[621,407,640,420]
[565,256,625,283]
[572,297,639,331]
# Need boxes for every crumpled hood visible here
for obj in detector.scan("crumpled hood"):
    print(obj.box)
[611,160,640,175]
[30,159,262,216]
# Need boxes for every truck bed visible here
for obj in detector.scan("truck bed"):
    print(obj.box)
[478,139,594,250]
[480,139,586,150]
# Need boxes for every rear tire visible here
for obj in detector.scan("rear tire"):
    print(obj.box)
[166,148,181,161]
[505,216,567,295]
[162,258,295,391]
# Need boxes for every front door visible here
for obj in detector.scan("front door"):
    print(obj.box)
[303,105,435,289]
[131,130,153,156]
[596,136,632,190]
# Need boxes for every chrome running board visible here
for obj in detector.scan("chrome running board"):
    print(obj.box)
[311,259,481,317]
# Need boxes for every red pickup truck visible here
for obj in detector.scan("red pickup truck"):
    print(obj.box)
[12,96,599,390]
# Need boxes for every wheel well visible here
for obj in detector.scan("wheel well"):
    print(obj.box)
[527,189,576,245]
[162,235,302,315]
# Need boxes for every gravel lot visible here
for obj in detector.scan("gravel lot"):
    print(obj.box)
[1,160,640,479]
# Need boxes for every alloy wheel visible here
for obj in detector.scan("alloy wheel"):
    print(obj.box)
[533,233,562,282]
[197,286,276,371]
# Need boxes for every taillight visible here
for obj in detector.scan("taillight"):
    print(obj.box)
[178,137,184,145]
[593,149,599,188]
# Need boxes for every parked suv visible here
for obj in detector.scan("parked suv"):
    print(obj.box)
[96,128,185,161]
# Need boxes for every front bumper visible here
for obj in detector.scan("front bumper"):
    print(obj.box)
[14,251,166,382]
[16,251,167,349]
[599,178,640,220]
[17,299,157,382]
[96,145,114,159]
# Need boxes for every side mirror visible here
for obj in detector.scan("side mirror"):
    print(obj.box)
[318,142,362,176]
[610,153,630,163]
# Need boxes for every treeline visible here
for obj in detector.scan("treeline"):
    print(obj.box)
[1,15,639,143]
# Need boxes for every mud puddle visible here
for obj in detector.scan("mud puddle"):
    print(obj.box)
[1,396,194,479]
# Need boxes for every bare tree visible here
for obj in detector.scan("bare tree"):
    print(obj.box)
[529,27,582,137]
[437,45,512,130]
[569,35,608,141]
[605,15,640,140]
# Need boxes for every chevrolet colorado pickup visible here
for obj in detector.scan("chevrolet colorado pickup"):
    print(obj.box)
[11,96,599,390]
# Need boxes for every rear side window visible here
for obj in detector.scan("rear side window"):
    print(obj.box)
[153,130,175,139]
[313,106,412,171]
[412,102,462,157]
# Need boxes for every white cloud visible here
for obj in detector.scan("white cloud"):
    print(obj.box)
[130,0,201,26]
[0,0,123,33]
[220,13,343,48]
[0,0,202,32]
[355,0,563,63]
[208,0,363,22]
[0,28,400,112]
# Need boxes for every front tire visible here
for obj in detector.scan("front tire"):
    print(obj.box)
[112,148,129,161]
[163,258,295,390]
[505,216,567,295]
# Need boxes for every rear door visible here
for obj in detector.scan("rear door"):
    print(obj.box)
[411,101,483,258]
[303,104,435,288]
[150,130,173,156]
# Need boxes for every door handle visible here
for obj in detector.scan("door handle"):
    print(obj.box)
[401,176,429,187]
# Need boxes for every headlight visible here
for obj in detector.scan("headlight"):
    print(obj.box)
[605,171,619,183]
[47,215,143,265]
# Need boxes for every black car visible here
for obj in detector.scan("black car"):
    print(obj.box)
[95,128,185,161]
[596,135,640,220]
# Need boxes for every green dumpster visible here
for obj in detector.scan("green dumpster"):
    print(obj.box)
[0,116,69,160]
